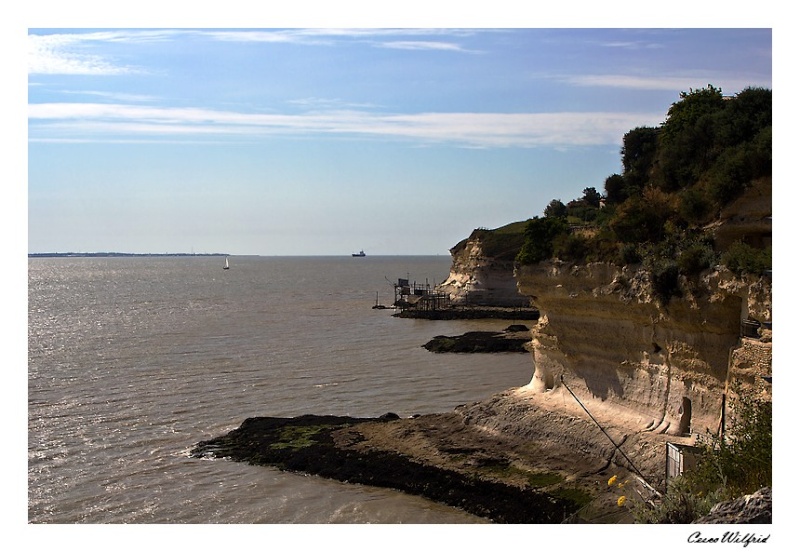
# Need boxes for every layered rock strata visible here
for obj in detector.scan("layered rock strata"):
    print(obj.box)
[515,261,772,440]
[436,231,531,307]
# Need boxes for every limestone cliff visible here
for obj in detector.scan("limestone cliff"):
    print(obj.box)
[515,261,772,438]
[436,226,531,307]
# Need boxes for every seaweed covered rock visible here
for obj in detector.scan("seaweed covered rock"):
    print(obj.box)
[191,413,580,523]
[423,327,530,353]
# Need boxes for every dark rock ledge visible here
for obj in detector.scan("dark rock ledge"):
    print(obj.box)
[394,306,539,320]
[190,414,579,523]
[423,326,531,353]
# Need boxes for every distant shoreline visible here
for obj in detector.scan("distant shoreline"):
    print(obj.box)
[28,252,229,258]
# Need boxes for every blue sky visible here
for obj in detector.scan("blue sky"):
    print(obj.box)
[25,20,773,255]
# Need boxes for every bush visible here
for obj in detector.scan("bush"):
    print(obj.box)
[632,477,725,524]
[516,216,569,265]
[631,390,771,523]
[677,240,717,277]
[708,145,753,205]
[553,233,590,263]
[619,243,641,265]
[721,241,771,276]
[466,221,530,261]
[678,186,714,225]
[566,202,598,223]
[584,230,621,263]
[649,259,681,305]
[690,392,772,497]
[609,188,676,245]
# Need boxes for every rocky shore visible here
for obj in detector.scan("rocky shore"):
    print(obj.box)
[394,305,539,320]
[192,388,677,523]
[191,413,575,523]
[422,325,531,353]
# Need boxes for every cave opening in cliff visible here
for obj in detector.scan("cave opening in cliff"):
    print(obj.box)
[652,342,662,354]
[678,397,692,435]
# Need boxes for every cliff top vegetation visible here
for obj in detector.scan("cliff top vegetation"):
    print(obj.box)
[451,221,529,261]
[470,85,771,301]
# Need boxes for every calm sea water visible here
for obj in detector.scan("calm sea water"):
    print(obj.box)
[28,256,535,524]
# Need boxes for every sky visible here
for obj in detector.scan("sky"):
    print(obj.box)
[25,23,773,256]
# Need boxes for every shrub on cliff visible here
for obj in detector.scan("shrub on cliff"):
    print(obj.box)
[647,258,681,305]
[677,239,717,278]
[692,393,772,498]
[632,391,771,523]
[607,187,677,245]
[678,186,714,225]
[552,232,591,264]
[515,216,568,265]
[515,86,771,281]
[721,241,771,277]
[633,476,726,524]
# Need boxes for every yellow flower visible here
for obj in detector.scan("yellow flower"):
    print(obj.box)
[607,475,618,487]
[617,495,627,507]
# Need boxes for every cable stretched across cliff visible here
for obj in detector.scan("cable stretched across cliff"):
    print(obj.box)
[560,375,659,495]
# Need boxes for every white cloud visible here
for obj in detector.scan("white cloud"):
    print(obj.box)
[29,32,136,75]
[599,41,664,50]
[28,102,665,148]
[62,90,159,103]
[27,29,483,74]
[286,97,380,110]
[379,41,476,53]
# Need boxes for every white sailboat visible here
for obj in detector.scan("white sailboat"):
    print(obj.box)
[223,256,230,270]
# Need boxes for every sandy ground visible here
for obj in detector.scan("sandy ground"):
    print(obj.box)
[194,385,692,522]
[330,386,684,522]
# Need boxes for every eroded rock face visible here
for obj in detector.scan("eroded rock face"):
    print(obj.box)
[436,234,531,307]
[515,261,771,437]
[694,487,772,524]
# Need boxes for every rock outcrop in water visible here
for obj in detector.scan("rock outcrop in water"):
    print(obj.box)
[191,413,585,523]
[422,326,531,353]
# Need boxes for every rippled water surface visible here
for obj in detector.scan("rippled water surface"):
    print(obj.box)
[28,256,534,523]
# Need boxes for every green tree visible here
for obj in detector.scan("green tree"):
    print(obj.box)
[620,126,659,194]
[516,216,569,265]
[566,199,598,224]
[608,188,675,244]
[655,85,726,191]
[582,187,602,207]
[660,85,726,144]
[678,186,714,225]
[544,199,568,219]
[716,87,772,148]
[604,173,627,204]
